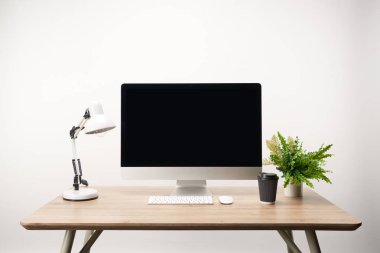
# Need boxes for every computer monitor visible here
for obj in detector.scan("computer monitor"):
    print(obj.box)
[121,83,262,195]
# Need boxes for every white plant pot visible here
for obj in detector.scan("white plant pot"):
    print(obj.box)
[284,183,303,197]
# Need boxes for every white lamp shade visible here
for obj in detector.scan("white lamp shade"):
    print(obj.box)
[85,102,116,134]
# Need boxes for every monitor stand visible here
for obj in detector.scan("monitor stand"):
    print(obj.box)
[171,180,212,196]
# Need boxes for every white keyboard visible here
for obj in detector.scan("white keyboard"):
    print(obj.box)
[148,195,213,205]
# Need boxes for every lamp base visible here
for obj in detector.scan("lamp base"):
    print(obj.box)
[63,187,98,201]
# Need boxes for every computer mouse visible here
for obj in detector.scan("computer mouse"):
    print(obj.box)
[219,196,233,205]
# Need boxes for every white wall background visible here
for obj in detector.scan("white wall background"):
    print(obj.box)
[1,0,379,252]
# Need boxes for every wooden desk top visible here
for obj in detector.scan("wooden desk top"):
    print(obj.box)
[21,186,361,231]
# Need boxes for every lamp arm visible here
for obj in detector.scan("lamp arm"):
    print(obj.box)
[71,138,89,190]
[69,109,91,191]
[70,109,91,139]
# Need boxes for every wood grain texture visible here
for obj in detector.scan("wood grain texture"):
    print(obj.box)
[20,186,361,231]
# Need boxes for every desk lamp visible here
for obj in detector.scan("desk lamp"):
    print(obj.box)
[63,102,115,201]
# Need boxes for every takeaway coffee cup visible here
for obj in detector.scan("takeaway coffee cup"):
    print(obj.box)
[257,173,279,204]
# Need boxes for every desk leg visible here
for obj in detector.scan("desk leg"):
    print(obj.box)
[278,230,301,253]
[60,230,76,253]
[79,230,103,253]
[285,230,294,253]
[83,230,94,253]
[305,230,321,253]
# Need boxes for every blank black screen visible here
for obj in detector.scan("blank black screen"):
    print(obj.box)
[121,84,261,167]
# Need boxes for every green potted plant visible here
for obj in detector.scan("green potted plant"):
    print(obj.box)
[263,132,333,197]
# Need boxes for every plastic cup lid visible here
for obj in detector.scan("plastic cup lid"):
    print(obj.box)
[258,172,279,180]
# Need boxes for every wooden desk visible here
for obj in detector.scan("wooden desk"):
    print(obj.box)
[21,186,361,253]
